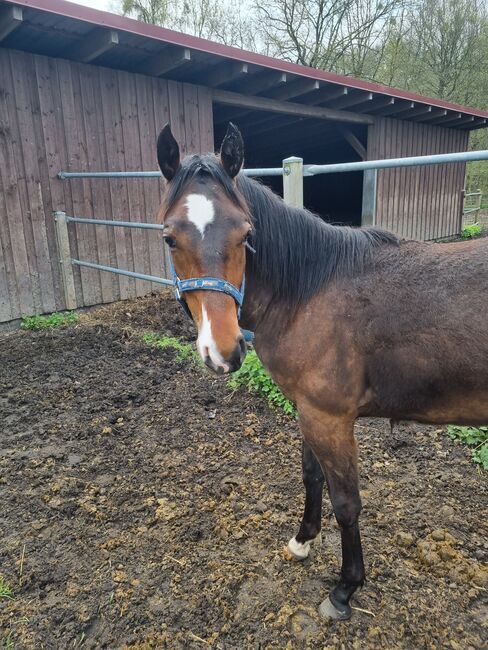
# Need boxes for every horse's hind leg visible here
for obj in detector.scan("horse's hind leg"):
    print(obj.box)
[299,409,365,620]
[287,441,325,560]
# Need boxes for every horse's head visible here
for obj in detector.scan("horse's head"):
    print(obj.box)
[157,122,252,374]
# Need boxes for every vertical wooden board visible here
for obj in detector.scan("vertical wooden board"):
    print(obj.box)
[400,122,412,237]
[197,85,214,153]
[4,51,43,313]
[71,62,104,306]
[168,80,188,156]
[375,119,385,229]
[420,123,432,241]
[183,83,200,154]
[0,173,15,321]
[0,54,36,316]
[439,128,453,237]
[386,119,396,233]
[54,58,83,305]
[58,60,101,306]
[405,122,417,239]
[152,77,171,278]
[90,67,120,301]
[10,51,57,314]
[431,125,443,239]
[34,54,69,311]
[78,63,115,304]
[118,69,147,296]
[99,66,133,299]
[432,125,443,239]
[135,72,164,291]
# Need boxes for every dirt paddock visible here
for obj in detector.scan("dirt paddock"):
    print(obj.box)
[1,293,487,649]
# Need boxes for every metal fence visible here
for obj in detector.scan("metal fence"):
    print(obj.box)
[56,149,488,308]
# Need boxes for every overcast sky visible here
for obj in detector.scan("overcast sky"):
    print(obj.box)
[70,0,114,12]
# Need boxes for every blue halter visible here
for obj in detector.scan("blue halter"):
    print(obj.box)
[168,252,246,322]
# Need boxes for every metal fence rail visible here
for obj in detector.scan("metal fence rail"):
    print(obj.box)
[55,149,488,310]
[58,167,285,179]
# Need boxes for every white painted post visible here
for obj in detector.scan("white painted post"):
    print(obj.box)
[283,156,304,208]
[53,211,77,310]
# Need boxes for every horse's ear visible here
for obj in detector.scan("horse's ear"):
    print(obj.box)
[220,122,244,179]
[157,124,180,181]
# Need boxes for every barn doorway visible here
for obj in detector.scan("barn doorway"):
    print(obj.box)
[213,110,367,227]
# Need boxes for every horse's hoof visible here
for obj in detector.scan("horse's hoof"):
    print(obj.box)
[286,536,312,560]
[318,597,352,621]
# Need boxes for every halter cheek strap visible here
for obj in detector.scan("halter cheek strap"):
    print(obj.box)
[167,252,246,321]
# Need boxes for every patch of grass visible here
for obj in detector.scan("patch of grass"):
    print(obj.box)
[0,575,14,600]
[461,223,482,238]
[21,311,78,330]
[228,350,297,417]
[447,425,488,470]
[142,333,198,363]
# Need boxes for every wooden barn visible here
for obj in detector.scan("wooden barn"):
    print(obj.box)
[1,0,488,324]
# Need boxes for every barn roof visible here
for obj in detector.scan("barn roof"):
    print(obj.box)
[2,0,488,130]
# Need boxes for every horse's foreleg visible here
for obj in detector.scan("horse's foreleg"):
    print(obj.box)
[299,410,365,621]
[287,441,325,560]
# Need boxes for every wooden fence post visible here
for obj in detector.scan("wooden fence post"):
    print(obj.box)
[361,169,377,226]
[283,156,303,208]
[53,211,77,310]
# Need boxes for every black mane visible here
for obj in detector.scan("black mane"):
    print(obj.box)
[166,154,399,307]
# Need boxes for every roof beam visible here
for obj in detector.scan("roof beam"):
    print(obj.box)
[465,118,488,130]
[266,78,320,101]
[0,4,23,42]
[203,62,248,88]
[375,100,414,117]
[411,108,447,122]
[212,89,374,125]
[430,112,462,126]
[402,105,432,120]
[70,28,119,63]
[338,127,366,160]
[142,46,192,77]
[329,92,373,110]
[311,86,348,106]
[357,96,395,114]
[237,71,287,95]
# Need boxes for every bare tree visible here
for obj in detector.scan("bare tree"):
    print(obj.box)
[119,0,258,49]
[253,0,404,74]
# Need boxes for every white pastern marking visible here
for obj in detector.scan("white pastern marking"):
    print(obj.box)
[287,536,311,560]
[186,193,215,237]
[197,306,229,372]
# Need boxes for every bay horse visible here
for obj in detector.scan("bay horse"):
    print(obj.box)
[156,123,488,620]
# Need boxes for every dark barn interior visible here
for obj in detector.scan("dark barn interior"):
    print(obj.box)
[214,110,366,226]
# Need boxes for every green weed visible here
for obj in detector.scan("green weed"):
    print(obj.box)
[142,333,198,363]
[228,350,297,417]
[21,311,78,330]
[461,223,482,238]
[447,425,488,470]
[0,575,14,600]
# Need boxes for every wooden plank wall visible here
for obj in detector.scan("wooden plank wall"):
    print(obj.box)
[0,47,214,323]
[367,117,469,240]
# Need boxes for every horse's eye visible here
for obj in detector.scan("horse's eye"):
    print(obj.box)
[243,233,256,254]
[164,235,176,249]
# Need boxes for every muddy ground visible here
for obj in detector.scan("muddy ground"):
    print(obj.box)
[1,293,487,649]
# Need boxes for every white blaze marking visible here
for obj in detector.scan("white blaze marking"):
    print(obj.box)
[197,305,229,372]
[186,193,215,237]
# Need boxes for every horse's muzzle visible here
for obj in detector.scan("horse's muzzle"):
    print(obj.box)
[203,335,247,375]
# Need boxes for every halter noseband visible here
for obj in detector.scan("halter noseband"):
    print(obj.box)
[167,252,245,322]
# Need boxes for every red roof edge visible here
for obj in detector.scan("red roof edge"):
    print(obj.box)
[9,0,488,119]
